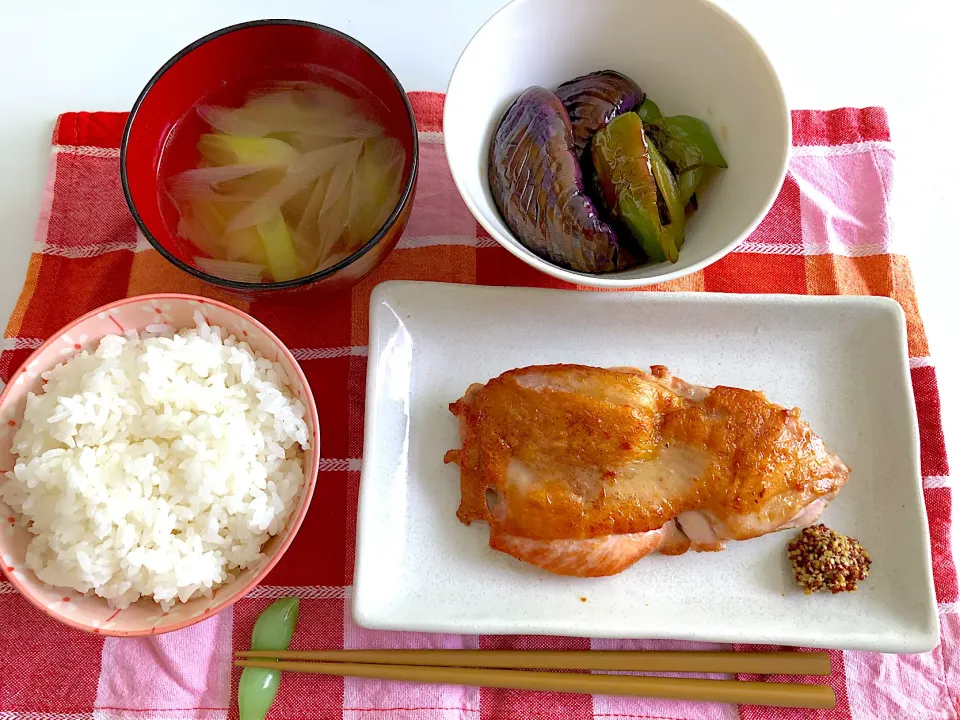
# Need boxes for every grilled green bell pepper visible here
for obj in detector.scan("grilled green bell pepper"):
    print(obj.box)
[635,97,663,123]
[645,115,727,173]
[677,166,705,207]
[591,112,678,263]
[647,141,685,253]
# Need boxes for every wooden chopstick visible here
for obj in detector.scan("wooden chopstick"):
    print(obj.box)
[233,649,831,676]
[233,659,837,709]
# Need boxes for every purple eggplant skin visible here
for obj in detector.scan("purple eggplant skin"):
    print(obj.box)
[488,87,636,273]
[555,70,645,157]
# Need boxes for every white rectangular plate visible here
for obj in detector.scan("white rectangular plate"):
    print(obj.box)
[353,281,938,652]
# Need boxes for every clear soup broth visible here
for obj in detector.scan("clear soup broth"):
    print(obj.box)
[158,68,409,284]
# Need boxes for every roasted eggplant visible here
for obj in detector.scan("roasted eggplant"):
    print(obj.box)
[489,87,635,273]
[555,71,644,157]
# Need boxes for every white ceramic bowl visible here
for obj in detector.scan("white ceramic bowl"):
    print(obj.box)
[444,0,790,288]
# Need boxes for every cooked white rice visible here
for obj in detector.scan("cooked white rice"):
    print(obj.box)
[1,313,309,609]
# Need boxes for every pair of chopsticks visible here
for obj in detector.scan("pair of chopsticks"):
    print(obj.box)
[234,649,836,709]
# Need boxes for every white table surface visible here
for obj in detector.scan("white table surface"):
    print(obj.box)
[1,1,957,550]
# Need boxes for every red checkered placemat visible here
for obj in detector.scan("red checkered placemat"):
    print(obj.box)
[0,94,956,719]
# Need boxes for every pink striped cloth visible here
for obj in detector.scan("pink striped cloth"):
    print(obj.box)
[0,96,956,719]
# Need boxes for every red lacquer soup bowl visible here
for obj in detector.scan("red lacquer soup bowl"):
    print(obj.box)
[121,19,418,298]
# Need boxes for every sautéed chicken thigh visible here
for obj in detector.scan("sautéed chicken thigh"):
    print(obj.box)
[445,364,849,577]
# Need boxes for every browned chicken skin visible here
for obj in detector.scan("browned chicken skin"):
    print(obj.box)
[444,365,849,577]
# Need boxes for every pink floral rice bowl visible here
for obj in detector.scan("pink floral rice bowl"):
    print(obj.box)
[0,293,320,636]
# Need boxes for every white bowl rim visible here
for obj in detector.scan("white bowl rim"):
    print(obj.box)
[443,0,792,288]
